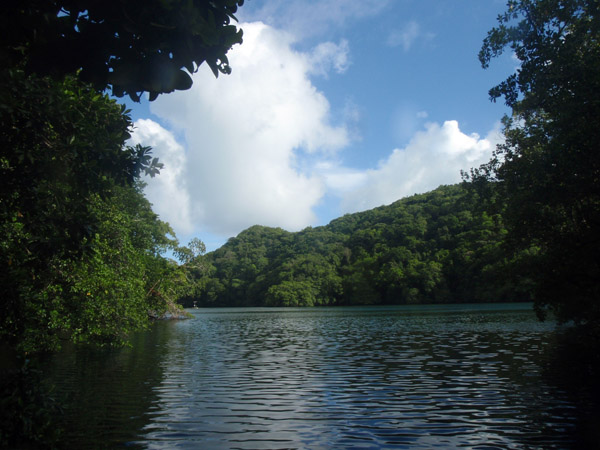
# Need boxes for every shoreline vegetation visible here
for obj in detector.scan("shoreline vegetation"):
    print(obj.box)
[1,0,245,356]
[1,0,600,447]
[177,184,536,309]
[0,0,597,353]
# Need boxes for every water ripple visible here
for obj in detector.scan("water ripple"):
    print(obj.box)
[127,305,580,449]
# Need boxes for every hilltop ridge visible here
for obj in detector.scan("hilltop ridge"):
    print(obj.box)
[180,184,533,307]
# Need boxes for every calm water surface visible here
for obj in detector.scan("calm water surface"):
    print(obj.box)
[41,304,599,449]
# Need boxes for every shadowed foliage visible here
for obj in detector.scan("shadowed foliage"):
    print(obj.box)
[1,0,244,101]
[466,0,600,329]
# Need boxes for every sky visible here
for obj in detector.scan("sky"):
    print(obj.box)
[126,0,516,252]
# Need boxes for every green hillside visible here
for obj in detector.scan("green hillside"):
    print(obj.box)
[179,184,534,307]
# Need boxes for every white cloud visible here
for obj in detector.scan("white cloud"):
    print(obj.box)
[239,0,391,39]
[129,119,194,235]
[139,22,349,238]
[129,17,502,245]
[337,120,502,213]
[315,161,367,194]
[307,40,351,77]
[387,21,435,51]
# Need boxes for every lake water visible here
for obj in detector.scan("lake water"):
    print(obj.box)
[40,303,599,449]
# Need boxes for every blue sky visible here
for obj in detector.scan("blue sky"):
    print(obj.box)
[125,0,515,251]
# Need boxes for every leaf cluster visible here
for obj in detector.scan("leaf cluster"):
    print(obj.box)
[0,0,242,354]
[472,0,600,326]
[0,72,182,353]
[1,0,244,101]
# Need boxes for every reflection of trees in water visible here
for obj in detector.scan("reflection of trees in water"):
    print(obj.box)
[539,328,600,449]
[38,321,177,448]
[9,310,600,448]
[0,354,63,448]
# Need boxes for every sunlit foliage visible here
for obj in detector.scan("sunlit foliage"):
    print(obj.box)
[180,185,533,308]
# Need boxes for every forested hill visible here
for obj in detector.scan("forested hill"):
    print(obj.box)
[181,184,533,307]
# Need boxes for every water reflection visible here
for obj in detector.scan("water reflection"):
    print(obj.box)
[40,320,179,449]
[41,304,598,449]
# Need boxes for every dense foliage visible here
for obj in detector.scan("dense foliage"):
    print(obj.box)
[0,71,182,353]
[1,0,244,101]
[180,185,534,307]
[467,0,600,327]
[0,69,208,444]
[0,1,245,445]
[0,0,244,354]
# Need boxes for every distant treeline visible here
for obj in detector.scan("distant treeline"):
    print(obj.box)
[179,184,535,307]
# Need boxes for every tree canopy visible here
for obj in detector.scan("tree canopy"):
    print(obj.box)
[468,0,600,328]
[177,185,534,308]
[0,0,244,353]
[0,71,182,352]
[1,0,244,101]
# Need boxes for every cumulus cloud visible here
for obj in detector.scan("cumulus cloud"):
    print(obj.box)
[137,22,349,238]
[336,121,501,213]
[314,161,367,194]
[387,21,435,51]
[239,0,391,39]
[129,119,194,234]
[130,18,501,244]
